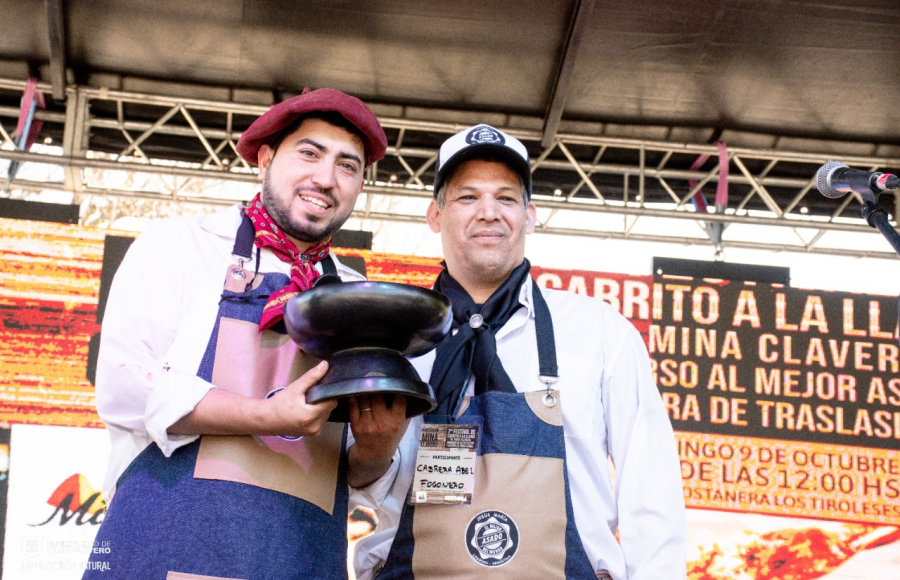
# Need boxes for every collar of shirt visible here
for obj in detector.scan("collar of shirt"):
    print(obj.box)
[493,274,537,343]
[196,204,364,281]
[198,203,243,236]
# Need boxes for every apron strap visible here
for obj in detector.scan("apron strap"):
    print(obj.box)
[531,282,558,382]
[321,254,338,276]
[233,212,256,260]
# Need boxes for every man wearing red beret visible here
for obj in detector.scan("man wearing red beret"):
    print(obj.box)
[85,88,408,580]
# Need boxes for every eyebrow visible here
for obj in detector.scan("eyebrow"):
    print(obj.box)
[455,184,523,196]
[295,137,364,166]
[458,184,519,191]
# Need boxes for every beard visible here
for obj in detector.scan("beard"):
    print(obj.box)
[260,173,351,244]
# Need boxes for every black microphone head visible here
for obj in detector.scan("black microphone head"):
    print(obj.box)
[816,161,849,198]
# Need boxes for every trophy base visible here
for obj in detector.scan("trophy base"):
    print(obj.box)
[305,348,437,422]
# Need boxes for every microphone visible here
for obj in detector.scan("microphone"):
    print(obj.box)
[816,161,900,198]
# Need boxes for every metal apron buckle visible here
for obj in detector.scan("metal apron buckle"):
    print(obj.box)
[540,374,558,407]
[231,256,247,279]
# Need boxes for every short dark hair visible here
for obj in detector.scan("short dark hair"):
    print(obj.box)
[267,111,369,161]
[435,154,528,208]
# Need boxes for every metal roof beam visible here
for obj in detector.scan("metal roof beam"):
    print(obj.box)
[7,173,894,259]
[541,0,595,149]
[44,0,67,101]
[3,78,899,260]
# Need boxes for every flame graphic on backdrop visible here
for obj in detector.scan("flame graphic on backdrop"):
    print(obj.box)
[688,523,900,580]
[46,473,105,514]
[348,506,377,542]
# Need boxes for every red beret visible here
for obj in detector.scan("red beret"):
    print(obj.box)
[236,87,388,167]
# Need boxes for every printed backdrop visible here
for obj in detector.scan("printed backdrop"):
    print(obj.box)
[0,216,898,579]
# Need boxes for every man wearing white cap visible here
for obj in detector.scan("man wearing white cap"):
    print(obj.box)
[86,88,409,580]
[356,125,687,579]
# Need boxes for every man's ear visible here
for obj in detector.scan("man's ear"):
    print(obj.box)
[257,144,274,181]
[425,199,442,233]
[525,201,537,235]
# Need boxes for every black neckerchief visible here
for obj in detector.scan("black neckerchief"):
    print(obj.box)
[429,260,534,415]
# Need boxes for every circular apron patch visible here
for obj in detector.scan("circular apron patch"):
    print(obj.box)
[464,510,519,567]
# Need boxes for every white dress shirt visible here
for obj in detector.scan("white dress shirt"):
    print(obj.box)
[95,204,396,510]
[354,276,687,580]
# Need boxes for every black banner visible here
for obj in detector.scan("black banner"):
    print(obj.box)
[650,278,900,451]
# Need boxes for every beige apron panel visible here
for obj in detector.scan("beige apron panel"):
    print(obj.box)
[210,317,318,399]
[195,305,339,512]
[194,424,343,515]
[167,572,246,580]
[411,453,568,579]
[525,390,564,427]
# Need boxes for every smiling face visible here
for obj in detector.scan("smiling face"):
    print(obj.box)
[427,159,536,302]
[257,116,366,249]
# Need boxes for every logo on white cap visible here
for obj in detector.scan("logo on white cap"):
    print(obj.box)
[465,125,505,147]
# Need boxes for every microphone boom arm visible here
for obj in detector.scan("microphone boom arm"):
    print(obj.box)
[859,196,900,258]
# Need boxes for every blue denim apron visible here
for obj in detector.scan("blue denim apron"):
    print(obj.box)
[86,216,349,580]
[376,283,596,579]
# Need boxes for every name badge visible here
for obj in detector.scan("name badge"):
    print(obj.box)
[410,423,479,506]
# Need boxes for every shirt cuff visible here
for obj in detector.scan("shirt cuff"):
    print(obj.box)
[144,367,214,456]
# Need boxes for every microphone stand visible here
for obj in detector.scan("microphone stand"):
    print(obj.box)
[858,190,900,257]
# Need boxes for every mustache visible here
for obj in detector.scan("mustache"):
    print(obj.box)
[294,187,337,206]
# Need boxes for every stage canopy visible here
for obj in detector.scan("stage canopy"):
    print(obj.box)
[0,0,899,258]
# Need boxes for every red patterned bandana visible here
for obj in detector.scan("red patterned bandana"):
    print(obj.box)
[245,193,332,331]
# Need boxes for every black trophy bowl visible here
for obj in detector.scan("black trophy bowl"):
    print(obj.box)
[283,280,451,422]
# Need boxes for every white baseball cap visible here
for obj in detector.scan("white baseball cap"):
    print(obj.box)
[433,124,532,199]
